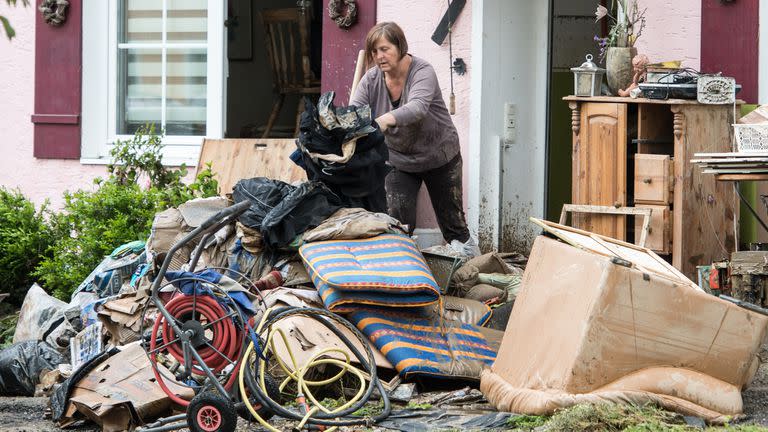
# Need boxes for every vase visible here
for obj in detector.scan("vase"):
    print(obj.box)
[605,46,637,96]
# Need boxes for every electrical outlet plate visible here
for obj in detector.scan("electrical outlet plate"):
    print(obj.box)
[503,102,516,144]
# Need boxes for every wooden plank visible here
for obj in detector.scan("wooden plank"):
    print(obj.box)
[672,104,738,279]
[564,95,745,105]
[703,168,768,174]
[691,158,768,163]
[197,139,307,196]
[694,152,768,158]
[716,174,768,181]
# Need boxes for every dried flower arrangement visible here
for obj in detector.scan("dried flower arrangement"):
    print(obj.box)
[594,0,647,62]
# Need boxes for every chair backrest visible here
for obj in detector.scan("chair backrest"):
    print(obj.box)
[260,8,315,92]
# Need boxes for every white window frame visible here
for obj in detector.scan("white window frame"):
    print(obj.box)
[81,0,225,166]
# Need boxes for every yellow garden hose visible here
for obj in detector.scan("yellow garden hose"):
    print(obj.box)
[237,307,390,431]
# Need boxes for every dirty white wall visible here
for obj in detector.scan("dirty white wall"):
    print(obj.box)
[377,0,472,245]
[0,5,104,209]
[634,0,701,70]
[469,0,549,253]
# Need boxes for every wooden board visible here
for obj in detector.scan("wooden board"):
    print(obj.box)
[564,95,745,106]
[694,152,768,158]
[672,104,738,278]
[573,102,628,240]
[703,168,768,174]
[717,174,768,181]
[197,139,307,196]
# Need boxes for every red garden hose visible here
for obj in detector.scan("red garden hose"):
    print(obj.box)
[149,293,243,406]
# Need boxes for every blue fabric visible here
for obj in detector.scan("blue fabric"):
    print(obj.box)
[165,270,257,316]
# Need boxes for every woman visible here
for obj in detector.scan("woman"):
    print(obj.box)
[350,21,477,255]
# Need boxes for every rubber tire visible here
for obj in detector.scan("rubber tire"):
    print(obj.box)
[237,371,280,422]
[187,391,238,432]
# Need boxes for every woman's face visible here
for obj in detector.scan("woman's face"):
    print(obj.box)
[371,36,401,73]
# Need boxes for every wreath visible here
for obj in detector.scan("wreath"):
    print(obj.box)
[39,0,69,26]
[328,0,357,29]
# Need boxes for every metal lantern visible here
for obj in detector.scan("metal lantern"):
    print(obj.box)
[571,54,605,97]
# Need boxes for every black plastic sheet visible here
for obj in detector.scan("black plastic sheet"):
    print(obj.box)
[233,178,342,250]
[0,341,65,396]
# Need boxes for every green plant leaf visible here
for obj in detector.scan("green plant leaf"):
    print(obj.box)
[0,16,16,40]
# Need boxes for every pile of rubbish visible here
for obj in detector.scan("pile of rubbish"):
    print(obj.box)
[1,93,766,431]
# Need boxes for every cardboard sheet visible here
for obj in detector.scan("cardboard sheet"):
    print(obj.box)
[64,342,194,432]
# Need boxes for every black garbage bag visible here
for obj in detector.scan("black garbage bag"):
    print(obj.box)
[296,92,390,213]
[234,178,342,249]
[232,177,295,230]
[0,340,65,396]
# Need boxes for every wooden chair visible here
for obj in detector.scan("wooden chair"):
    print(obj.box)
[260,8,321,138]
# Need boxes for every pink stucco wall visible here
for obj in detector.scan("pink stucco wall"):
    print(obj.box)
[635,0,701,70]
[378,0,472,230]
[1,0,702,219]
[0,6,103,210]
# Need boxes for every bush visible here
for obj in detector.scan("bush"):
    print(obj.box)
[34,182,162,299]
[0,188,55,305]
[34,124,219,300]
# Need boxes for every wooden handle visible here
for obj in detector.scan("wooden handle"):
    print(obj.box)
[350,50,366,99]
[449,93,456,115]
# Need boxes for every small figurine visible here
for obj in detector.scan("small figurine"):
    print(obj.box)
[618,54,650,97]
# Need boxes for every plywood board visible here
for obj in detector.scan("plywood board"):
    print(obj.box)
[197,139,307,196]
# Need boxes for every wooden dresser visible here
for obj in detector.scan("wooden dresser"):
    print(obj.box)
[564,96,739,280]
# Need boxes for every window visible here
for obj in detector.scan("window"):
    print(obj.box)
[81,0,224,165]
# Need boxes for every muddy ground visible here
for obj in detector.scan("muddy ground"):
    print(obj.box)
[4,352,768,431]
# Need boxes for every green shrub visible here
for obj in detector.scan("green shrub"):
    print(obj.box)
[0,188,55,305]
[34,182,162,300]
[34,124,219,300]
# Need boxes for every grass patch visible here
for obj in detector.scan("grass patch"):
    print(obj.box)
[545,403,691,431]
[507,414,549,430]
[352,400,384,418]
[405,402,433,410]
[534,403,768,432]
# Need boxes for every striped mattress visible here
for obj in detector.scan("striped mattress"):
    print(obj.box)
[348,308,499,379]
[299,233,440,313]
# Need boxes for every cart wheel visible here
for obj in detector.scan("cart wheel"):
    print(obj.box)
[238,371,280,421]
[187,391,237,432]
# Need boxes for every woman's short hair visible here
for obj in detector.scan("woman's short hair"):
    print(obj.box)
[364,22,408,65]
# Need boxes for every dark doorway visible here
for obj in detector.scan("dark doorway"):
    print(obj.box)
[226,0,323,138]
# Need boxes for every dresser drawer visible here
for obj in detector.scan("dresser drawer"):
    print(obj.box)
[635,204,671,254]
[635,154,674,205]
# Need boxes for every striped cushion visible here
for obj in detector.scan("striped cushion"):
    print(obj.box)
[348,308,498,379]
[299,234,440,313]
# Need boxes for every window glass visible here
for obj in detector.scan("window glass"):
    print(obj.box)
[117,0,208,136]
